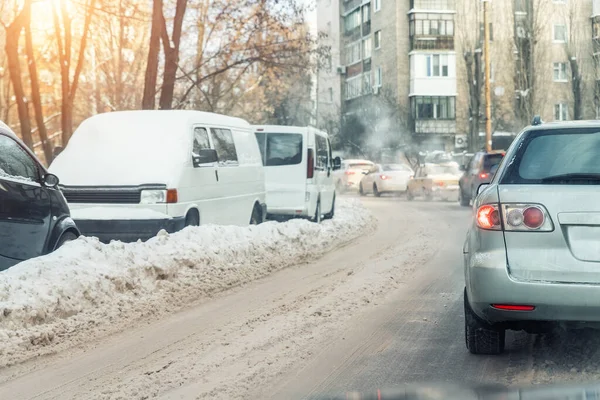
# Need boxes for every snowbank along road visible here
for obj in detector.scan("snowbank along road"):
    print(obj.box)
[1,197,597,399]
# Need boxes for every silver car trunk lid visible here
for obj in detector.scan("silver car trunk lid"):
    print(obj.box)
[499,185,600,284]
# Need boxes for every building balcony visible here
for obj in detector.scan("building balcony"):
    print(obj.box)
[413,119,456,135]
[343,0,362,14]
[409,0,455,12]
[410,35,454,50]
[410,77,456,97]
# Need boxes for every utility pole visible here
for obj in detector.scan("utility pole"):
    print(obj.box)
[483,0,492,152]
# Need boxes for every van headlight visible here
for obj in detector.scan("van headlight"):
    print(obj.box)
[140,190,166,204]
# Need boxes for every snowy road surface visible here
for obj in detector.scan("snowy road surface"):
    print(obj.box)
[0,198,597,399]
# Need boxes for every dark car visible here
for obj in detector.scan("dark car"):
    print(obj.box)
[0,122,80,271]
[458,151,505,206]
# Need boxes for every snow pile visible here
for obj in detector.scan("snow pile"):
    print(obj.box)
[0,198,373,366]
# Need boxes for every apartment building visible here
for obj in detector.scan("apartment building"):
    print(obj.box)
[408,0,457,151]
[332,0,599,153]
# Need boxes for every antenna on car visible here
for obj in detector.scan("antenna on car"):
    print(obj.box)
[531,115,543,126]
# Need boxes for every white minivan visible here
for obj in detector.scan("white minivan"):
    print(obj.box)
[253,125,340,222]
[50,110,266,242]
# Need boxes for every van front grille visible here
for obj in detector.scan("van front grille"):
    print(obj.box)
[62,189,141,204]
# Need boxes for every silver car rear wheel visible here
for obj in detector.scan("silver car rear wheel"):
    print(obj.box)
[464,289,505,355]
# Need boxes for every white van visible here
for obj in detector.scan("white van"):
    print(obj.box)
[253,125,340,222]
[50,110,266,242]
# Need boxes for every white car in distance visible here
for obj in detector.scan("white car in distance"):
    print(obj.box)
[359,164,415,197]
[334,159,375,193]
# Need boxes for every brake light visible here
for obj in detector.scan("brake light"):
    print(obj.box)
[380,174,390,180]
[307,149,314,179]
[503,204,552,231]
[479,173,489,179]
[166,189,178,204]
[345,170,355,175]
[491,304,535,311]
[476,204,501,230]
[435,181,445,187]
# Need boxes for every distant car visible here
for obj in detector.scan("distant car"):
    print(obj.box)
[0,121,79,270]
[254,125,340,222]
[407,162,462,201]
[458,151,505,206]
[50,110,266,243]
[334,159,375,193]
[464,120,600,354]
[359,163,414,197]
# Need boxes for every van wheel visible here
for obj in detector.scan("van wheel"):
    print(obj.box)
[55,231,78,250]
[373,184,381,197]
[324,195,335,220]
[185,210,200,227]
[250,204,263,225]
[312,200,322,223]
[359,184,365,196]
[464,289,505,355]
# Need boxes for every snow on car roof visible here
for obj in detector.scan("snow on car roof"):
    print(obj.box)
[50,111,251,187]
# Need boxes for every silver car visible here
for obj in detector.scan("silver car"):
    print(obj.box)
[464,120,600,354]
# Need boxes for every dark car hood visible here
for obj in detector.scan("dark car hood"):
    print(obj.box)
[315,382,600,399]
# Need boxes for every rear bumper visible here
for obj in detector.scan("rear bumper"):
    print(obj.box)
[378,181,408,192]
[467,249,600,324]
[432,187,459,200]
[75,217,186,243]
[267,206,309,218]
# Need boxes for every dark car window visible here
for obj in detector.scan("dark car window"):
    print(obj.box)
[193,127,211,155]
[261,133,303,166]
[0,135,39,182]
[501,128,600,184]
[483,154,503,171]
[315,135,328,170]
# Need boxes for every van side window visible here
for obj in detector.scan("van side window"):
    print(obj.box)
[315,135,328,170]
[193,127,210,155]
[210,128,238,166]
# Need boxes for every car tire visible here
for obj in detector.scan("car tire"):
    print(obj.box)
[425,190,433,201]
[373,184,381,197]
[312,199,322,223]
[407,190,414,201]
[250,204,263,225]
[464,289,505,355]
[324,195,335,220]
[55,231,78,250]
[185,210,200,227]
[459,188,470,207]
[359,183,365,196]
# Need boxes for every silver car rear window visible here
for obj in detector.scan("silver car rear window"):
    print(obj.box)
[501,129,600,184]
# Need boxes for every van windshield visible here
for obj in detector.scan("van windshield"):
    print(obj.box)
[255,132,303,166]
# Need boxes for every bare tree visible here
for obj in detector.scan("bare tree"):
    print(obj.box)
[52,0,97,144]
[3,5,33,148]
[563,1,589,120]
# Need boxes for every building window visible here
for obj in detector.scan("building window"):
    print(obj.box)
[375,67,382,87]
[479,23,494,41]
[374,0,381,11]
[425,54,449,77]
[412,96,456,120]
[363,36,372,59]
[553,0,566,3]
[328,88,333,102]
[411,18,454,37]
[363,73,372,94]
[514,0,530,13]
[554,103,568,121]
[553,24,567,42]
[326,21,331,34]
[362,4,371,23]
[344,9,361,33]
[345,40,361,65]
[374,30,382,49]
[553,62,568,81]
[345,76,362,100]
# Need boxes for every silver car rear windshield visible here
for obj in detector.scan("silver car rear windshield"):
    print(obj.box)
[501,128,600,184]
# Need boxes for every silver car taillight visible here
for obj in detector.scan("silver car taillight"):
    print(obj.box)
[476,203,554,232]
[501,204,554,231]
